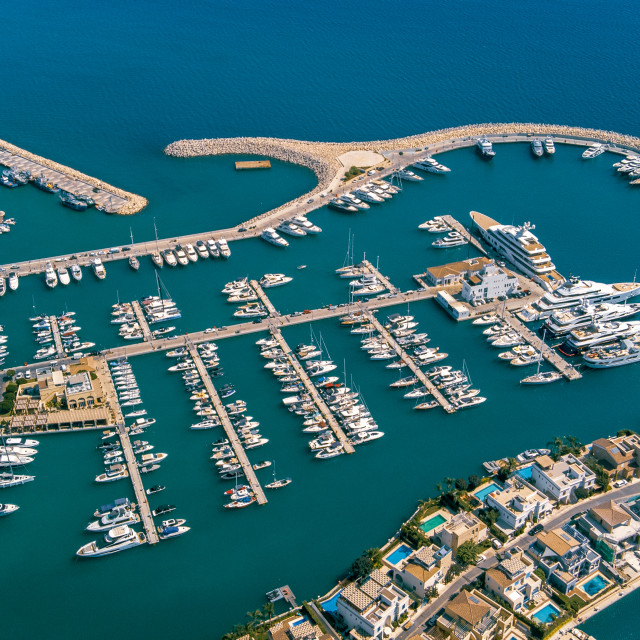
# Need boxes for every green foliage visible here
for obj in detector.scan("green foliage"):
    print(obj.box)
[424,585,439,602]
[455,541,480,566]
[350,554,374,580]
[303,602,328,634]
[467,474,482,490]
[534,567,546,581]
[547,435,583,460]
[5,370,15,378]
[5,383,18,394]
[617,429,636,437]
[455,477,468,491]
[551,591,587,615]
[344,166,363,180]
[583,457,610,491]
[574,487,589,501]
[478,507,499,525]
[490,524,508,543]
[90,372,98,380]
[399,523,429,548]
[444,563,463,584]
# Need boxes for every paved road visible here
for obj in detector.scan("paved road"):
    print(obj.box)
[396,481,640,639]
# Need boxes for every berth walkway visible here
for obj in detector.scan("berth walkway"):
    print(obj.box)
[440,215,487,256]
[250,280,279,317]
[502,313,582,381]
[131,301,153,342]
[359,308,455,413]
[360,259,400,294]
[267,326,354,454]
[97,355,159,544]
[186,344,267,505]
[49,316,65,359]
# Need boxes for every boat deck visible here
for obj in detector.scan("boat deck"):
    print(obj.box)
[131,301,153,342]
[268,326,354,454]
[49,315,65,359]
[359,307,455,413]
[187,344,267,505]
[502,313,582,380]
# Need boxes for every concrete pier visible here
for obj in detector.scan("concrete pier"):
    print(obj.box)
[250,280,279,317]
[267,326,354,454]
[440,215,487,256]
[360,308,455,413]
[360,259,399,294]
[501,313,582,381]
[49,316,65,359]
[131,301,153,342]
[235,160,271,170]
[186,344,267,505]
[97,355,159,544]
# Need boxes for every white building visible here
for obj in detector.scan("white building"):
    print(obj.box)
[390,544,452,598]
[461,261,519,305]
[336,569,410,639]
[486,477,553,533]
[531,454,596,504]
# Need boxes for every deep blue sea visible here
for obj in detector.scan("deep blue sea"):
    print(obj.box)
[1,2,640,639]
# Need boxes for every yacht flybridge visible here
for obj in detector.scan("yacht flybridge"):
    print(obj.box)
[470,210,563,292]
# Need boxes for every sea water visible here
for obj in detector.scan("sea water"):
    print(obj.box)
[1,1,640,638]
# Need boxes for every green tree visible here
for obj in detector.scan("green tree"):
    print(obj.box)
[547,436,565,460]
[424,586,439,602]
[350,554,374,580]
[574,487,589,501]
[455,477,468,491]
[468,475,482,490]
[456,541,479,566]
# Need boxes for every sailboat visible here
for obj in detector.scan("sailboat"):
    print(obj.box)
[520,329,562,384]
[264,460,292,489]
[128,228,140,271]
[150,218,163,268]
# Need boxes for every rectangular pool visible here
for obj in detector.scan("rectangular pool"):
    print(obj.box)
[532,603,562,624]
[385,543,413,565]
[474,482,502,503]
[421,514,446,533]
[517,465,533,480]
[581,574,609,596]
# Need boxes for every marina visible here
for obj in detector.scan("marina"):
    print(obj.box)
[358,308,454,413]
[130,301,153,343]
[186,344,267,505]
[48,315,65,359]
[267,326,355,454]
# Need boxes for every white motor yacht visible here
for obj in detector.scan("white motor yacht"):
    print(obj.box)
[95,465,129,482]
[261,227,289,247]
[174,246,189,265]
[259,273,293,288]
[8,272,19,291]
[396,169,423,181]
[432,231,468,248]
[277,220,306,237]
[476,138,496,158]
[207,238,220,258]
[163,249,178,266]
[184,243,199,262]
[328,198,358,213]
[291,215,322,234]
[582,143,606,159]
[583,336,640,368]
[44,263,58,288]
[217,238,231,258]
[76,525,146,557]
[530,139,544,157]
[340,193,370,210]
[413,156,451,173]
[353,188,384,204]
[0,503,19,516]
[86,506,140,532]
[195,240,210,259]
[543,137,556,154]
[92,258,106,280]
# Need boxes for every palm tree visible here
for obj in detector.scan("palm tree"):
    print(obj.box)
[444,477,455,493]
[566,435,582,454]
[435,482,443,495]
[547,436,564,459]
[262,601,275,625]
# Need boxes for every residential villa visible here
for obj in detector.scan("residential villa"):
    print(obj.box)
[575,499,640,565]
[485,477,553,534]
[336,569,411,640]
[423,257,491,287]
[268,618,331,640]
[590,434,640,480]
[530,454,596,504]
[460,261,519,305]
[391,544,453,599]
[436,512,488,554]
[529,525,601,594]
[484,547,542,612]
[425,589,515,640]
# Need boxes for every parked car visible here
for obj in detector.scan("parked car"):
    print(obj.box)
[529,524,544,535]
[492,538,503,550]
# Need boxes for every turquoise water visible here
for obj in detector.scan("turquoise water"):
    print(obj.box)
[532,603,562,624]
[473,482,503,503]
[421,514,447,533]
[581,574,609,597]
[1,1,640,638]
[580,588,640,639]
[517,465,534,480]
[385,544,413,565]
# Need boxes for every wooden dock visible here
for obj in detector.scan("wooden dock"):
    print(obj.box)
[250,280,279,317]
[360,308,455,413]
[131,300,153,342]
[235,160,271,170]
[502,313,582,381]
[49,315,65,359]
[441,215,487,256]
[361,259,400,294]
[97,355,159,544]
[186,344,267,505]
[268,326,355,454]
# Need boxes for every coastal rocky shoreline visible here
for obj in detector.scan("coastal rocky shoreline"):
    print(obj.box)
[164,121,640,225]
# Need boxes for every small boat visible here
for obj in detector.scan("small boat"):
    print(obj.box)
[530,139,544,157]
[521,371,562,385]
[261,227,289,247]
[543,137,556,154]
[152,504,176,517]
[76,525,146,558]
[0,503,19,516]
[158,522,190,538]
[94,498,130,518]
[70,264,82,281]
[224,496,256,509]
[582,143,606,159]
[252,460,272,470]
[146,485,165,495]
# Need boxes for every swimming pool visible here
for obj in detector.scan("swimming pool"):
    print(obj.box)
[474,482,502,503]
[532,603,562,624]
[421,514,446,533]
[385,543,413,565]
[581,574,609,596]
[320,590,342,614]
[291,617,308,627]
[517,465,533,480]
